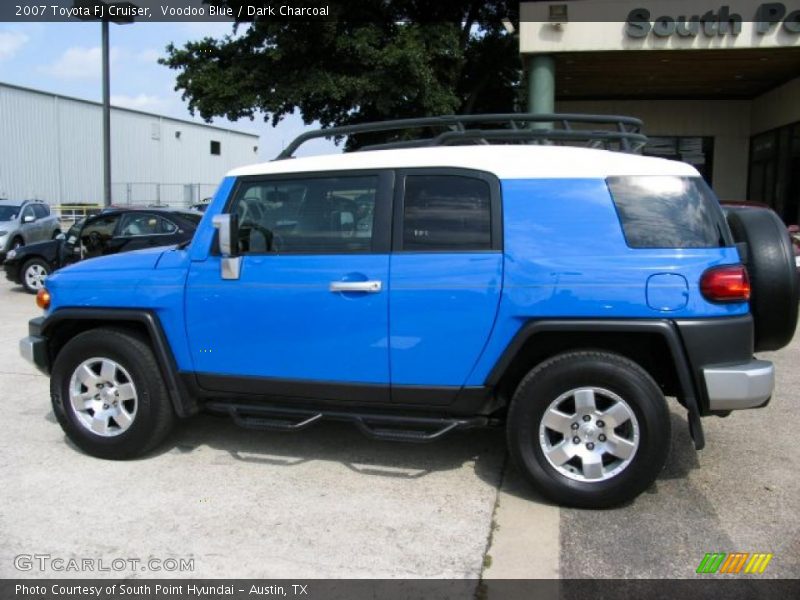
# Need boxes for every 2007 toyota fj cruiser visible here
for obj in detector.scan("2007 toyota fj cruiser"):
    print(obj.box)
[19,115,799,507]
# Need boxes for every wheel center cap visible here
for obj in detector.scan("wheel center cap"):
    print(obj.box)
[582,424,597,440]
[100,388,115,403]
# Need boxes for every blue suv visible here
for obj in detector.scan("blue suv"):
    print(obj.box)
[19,115,799,507]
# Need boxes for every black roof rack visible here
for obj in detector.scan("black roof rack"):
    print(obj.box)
[275,113,648,160]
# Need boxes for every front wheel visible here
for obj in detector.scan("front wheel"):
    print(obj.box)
[21,258,50,293]
[507,351,671,508]
[50,328,175,459]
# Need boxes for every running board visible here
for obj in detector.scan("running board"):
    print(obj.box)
[205,402,488,443]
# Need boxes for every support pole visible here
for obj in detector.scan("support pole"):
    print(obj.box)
[527,55,555,129]
[101,19,111,207]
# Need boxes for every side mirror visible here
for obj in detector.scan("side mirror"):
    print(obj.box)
[212,213,239,257]
[23,215,35,223]
[212,213,241,280]
[56,233,66,241]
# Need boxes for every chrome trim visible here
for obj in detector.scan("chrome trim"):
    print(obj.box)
[220,256,241,280]
[329,281,382,293]
[704,360,774,411]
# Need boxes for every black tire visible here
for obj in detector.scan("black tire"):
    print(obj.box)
[726,207,799,351]
[507,351,671,508]
[20,257,50,294]
[50,328,175,459]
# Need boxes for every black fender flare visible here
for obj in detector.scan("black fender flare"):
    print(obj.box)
[39,308,196,418]
[486,319,705,450]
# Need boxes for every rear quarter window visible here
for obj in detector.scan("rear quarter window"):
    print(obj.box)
[607,176,732,249]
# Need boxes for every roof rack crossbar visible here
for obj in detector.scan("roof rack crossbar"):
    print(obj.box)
[275,113,647,159]
[359,128,648,153]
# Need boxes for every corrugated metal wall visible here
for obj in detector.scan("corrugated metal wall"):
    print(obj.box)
[0,83,259,206]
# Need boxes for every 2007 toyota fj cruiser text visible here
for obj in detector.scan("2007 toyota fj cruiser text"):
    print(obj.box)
[19,115,799,508]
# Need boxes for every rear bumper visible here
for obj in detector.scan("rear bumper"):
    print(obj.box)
[702,360,774,411]
[675,315,774,414]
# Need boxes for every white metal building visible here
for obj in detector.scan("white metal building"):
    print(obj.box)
[0,82,260,207]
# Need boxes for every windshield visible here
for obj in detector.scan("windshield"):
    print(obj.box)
[0,206,21,221]
[65,220,84,245]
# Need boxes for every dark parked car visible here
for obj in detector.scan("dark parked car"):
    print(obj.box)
[4,208,202,293]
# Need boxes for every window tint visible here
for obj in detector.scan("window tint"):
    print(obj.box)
[21,205,35,221]
[402,175,492,251]
[33,204,49,218]
[230,176,378,254]
[608,176,732,249]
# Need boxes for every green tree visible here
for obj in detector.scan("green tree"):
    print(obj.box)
[160,1,520,148]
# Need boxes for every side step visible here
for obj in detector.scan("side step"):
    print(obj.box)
[205,402,488,443]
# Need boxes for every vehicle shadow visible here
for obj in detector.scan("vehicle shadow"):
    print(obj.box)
[49,403,698,500]
[164,412,508,484]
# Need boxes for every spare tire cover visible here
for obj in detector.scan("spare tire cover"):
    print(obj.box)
[726,207,799,352]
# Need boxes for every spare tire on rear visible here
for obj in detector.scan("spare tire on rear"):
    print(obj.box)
[726,207,799,352]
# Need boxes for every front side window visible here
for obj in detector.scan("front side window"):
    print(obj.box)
[21,205,35,222]
[33,204,49,218]
[402,175,492,251]
[80,215,120,257]
[608,176,732,249]
[229,176,378,254]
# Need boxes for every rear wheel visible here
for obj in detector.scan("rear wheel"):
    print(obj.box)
[21,258,50,293]
[507,351,671,508]
[50,328,175,459]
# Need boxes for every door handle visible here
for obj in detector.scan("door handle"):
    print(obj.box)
[329,280,382,293]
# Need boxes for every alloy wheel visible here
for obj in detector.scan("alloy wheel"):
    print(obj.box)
[68,357,138,437]
[538,386,640,482]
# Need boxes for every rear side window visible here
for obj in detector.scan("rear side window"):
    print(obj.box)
[402,175,492,251]
[608,176,732,248]
[33,204,49,218]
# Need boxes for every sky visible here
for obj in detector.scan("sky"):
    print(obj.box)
[0,20,336,160]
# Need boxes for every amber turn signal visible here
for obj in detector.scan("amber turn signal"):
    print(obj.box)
[36,288,51,310]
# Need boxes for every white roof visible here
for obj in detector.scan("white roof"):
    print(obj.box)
[228,145,700,180]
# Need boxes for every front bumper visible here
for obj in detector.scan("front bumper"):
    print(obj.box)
[703,360,774,411]
[19,317,49,374]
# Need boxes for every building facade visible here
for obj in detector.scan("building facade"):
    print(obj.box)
[520,0,800,224]
[0,82,260,207]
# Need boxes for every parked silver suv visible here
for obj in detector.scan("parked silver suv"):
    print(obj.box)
[0,200,62,262]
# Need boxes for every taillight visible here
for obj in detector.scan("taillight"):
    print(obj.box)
[700,265,750,303]
[36,288,51,310]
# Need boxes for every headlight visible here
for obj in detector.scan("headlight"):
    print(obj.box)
[6,249,16,260]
